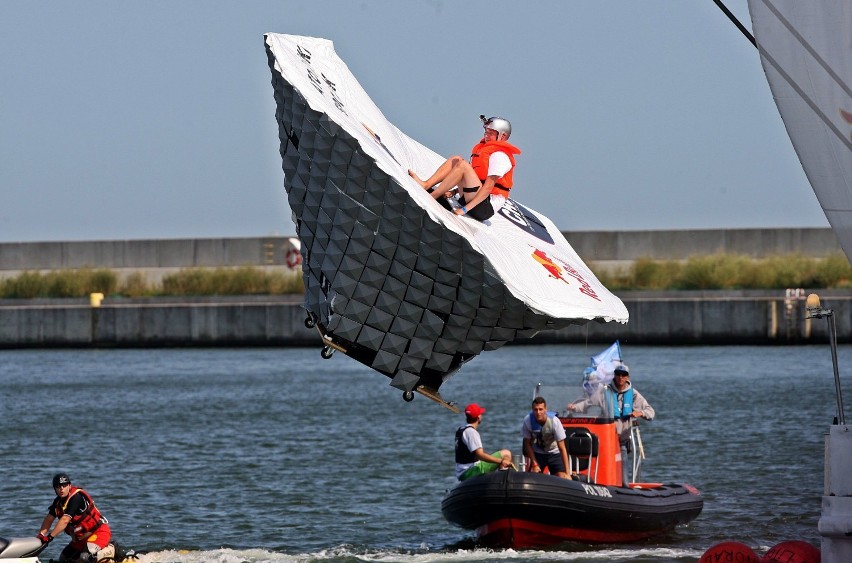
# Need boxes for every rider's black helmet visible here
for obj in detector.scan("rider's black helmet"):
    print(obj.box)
[52,473,71,488]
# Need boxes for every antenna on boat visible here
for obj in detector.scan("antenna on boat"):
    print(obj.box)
[808,294,852,559]
[806,293,845,425]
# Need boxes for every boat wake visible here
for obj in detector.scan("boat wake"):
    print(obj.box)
[129,545,704,562]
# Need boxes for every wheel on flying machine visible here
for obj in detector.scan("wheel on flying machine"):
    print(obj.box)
[321,346,334,359]
[304,316,315,329]
[402,391,415,402]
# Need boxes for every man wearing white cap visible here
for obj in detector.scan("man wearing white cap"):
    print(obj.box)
[568,363,655,486]
[454,403,513,481]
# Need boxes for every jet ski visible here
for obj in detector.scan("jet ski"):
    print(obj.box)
[0,536,45,562]
[0,535,138,563]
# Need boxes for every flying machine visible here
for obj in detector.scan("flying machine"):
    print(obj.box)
[264,34,628,409]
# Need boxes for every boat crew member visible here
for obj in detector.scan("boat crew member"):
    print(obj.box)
[567,364,655,486]
[455,403,513,481]
[522,396,570,478]
[408,115,521,222]
[37,473,116,562]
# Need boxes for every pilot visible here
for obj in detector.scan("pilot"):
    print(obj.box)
[408,115,521,222]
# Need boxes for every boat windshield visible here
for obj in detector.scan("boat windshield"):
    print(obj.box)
[534,383,614,419]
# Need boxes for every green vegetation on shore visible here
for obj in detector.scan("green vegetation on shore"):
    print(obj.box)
[0,267,304,299]
[0,252,849,299]
[593,252,852,290]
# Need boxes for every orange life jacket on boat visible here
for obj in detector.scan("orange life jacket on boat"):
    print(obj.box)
[470,140,521,195]
[54,487,107,540]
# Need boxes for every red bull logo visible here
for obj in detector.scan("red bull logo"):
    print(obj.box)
[530,248,601,301]
[532,249,569,284]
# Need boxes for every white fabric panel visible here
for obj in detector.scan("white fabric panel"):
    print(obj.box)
[266,33,628,322]
[748,0,852,261]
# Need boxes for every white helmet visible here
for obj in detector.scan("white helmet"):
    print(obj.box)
[480,115,512,139]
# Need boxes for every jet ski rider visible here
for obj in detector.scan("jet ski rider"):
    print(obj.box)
[408,115,521,222]
[37,473,116,562]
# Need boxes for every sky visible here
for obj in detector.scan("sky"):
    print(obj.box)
[0,1,830,243]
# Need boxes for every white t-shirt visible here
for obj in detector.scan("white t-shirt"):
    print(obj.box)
[484,150,512,213]
[455,425,483,479]
[487,151,512,178]
[489,193,507,213]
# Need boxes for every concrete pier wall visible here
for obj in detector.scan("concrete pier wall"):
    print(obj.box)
[0,230,846,348]
[0,296,315,348]
[1,290,848,348]
[0,237,304,283]
[540,290,851,344]
[563,227,840,261]
[0,237,301,270]
[0,228,840,273]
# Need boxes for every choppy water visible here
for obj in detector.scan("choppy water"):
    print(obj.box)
[1,343,848,562]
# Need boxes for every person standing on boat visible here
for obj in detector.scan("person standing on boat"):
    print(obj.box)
[522,396,571,478]
[455,403,513,481]
[37,473,116,562]
[408,115,521,222]
[567,364,655,486]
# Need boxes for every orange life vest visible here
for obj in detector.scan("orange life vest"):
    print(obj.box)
[55,487,106,540]
[470,140,522,195]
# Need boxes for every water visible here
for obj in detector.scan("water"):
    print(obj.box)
[1,343,848,562]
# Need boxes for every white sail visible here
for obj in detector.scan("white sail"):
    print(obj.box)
[747,0,852,262]
[264,34,627,397]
